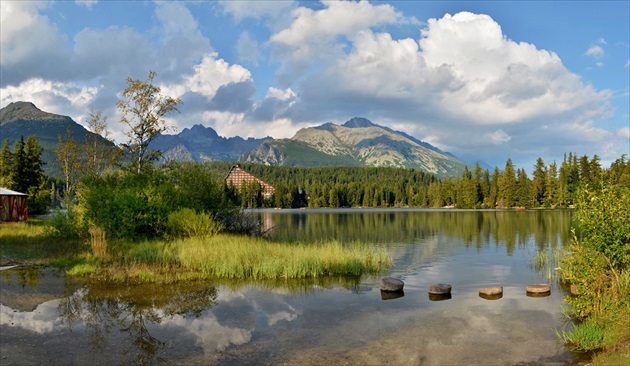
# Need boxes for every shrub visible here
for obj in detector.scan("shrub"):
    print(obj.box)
[559,182,630,357]
[46,209,85,239]
[76,163,228,240]
[166,208,224,238]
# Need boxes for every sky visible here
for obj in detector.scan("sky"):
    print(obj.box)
[1,0,629,171]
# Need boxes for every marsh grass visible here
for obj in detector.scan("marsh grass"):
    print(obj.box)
[0,219,85,263]
[108,234,391,281]
[175,236,391,279]
[530,246,563,282]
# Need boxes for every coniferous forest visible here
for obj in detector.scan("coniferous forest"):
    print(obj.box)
[208,153,630,209]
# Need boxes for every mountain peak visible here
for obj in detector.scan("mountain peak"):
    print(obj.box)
[1,101,69,125]
[342,117,376,128]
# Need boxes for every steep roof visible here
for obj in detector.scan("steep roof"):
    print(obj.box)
[0,188,28,196]
[225,166,275,196]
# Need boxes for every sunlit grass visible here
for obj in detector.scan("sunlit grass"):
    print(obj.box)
[114,234,391,280]
[0,219,85,262]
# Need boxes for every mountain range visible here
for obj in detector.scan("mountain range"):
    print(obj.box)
[1,102,468,179]
[241,118,467,178]
[0,101,115,178]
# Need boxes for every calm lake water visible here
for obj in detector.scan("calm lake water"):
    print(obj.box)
[1,209,582,365]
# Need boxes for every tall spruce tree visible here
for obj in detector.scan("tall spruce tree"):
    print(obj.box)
[531,157,547,207]
[498,159,516,208]
[0,139,14,188]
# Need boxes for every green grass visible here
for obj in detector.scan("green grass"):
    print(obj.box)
[176,235,390,279]
[2,218,391,283]
[108,234,391,281]
[0,219,85,263]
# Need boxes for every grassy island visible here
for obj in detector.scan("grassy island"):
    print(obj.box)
[0,220,391,283]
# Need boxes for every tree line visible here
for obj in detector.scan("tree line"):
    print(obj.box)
[212,153,629,209]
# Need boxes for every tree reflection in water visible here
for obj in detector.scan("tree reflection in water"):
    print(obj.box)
[58,280,218,365]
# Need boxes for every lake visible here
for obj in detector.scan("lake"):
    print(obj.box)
[0,209,581,365]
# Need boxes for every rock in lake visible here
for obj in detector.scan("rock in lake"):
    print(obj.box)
[428,284,452,295]
[380,277,404,292]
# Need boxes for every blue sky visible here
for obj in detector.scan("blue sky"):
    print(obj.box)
[1,0,628,171]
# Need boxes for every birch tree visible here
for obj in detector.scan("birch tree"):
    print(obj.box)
[117,71,181,173]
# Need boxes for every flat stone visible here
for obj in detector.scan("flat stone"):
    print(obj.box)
[380,277,404,292]
[479,286,503,296]
[428,284,452,295]
[526,284,551,294]
[570,284,579,296]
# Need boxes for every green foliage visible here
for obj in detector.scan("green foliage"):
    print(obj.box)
[46,209,85,239]
[117,71,181,173]
[76,162,226,239]
[78,170,178,239]
[166,208,224,238]
[559,182,630,357]
[1,135,51,214]
[574,185,630,270]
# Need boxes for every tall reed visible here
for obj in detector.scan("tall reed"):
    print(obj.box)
[89,226,107,258]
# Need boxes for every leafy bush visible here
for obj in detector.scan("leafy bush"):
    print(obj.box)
[559,182,630,357]
[573,185,630,270]
[166,208,224,238]
[76,163,227,240]
[46,209,85,239]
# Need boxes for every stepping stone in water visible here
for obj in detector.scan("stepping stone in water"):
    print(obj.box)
[428,283,452,295]
[380,277,404,292]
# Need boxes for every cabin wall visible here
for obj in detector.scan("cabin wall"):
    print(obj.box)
[1,195,28,222]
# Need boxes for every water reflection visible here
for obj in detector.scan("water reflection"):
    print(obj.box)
[259,209,572,254]
[1,210,579,365]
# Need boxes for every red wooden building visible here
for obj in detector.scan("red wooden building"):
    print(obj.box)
[225,166,275,199]
[1,188,28,222]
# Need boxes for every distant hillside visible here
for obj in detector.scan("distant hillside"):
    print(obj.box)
[0,102,115,179]
[243,117,468,178]
[149,124,270,162]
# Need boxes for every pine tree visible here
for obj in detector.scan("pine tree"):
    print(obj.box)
[24,136,45,191]
[0,139,14,188]
[545,161,558,207]
[531,157,547,207]
[515,168,530,207]
[498,159,516,208]
[12,136,28,192]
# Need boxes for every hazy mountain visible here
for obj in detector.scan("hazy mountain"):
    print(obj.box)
[149,124,271,162]
[0,101,115,178]
[243,117,468,178]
